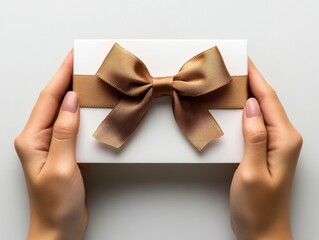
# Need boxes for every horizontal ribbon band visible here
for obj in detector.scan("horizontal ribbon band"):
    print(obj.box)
[73,75,248,108]
[73,43,248,151]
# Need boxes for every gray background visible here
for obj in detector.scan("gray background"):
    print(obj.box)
[0,0,318,239]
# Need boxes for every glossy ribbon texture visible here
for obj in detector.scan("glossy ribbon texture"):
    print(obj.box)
[73,43,248,151]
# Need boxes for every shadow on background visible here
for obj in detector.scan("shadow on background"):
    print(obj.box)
[83,164,239,238]
[84,163,239,205]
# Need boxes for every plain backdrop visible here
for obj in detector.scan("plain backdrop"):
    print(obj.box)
[0,0,318,239]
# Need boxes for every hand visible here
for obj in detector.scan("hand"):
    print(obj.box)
[230,59,302,240]
[14,50,88,240]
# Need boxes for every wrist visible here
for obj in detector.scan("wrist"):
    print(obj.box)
[29,227,62,240]
[253,229,292,240]
[237,222,292,240]
[29,218,84,240]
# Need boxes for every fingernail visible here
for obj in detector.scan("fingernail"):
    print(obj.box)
[61,91,78,113]
[245,98,261,118]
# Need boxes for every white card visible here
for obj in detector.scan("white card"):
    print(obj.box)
[74,39,247,163]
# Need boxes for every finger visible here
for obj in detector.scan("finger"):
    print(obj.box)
[248,59,291,128]
[25,49,74,133]
[241,98,269,174]
[46,91,79,167]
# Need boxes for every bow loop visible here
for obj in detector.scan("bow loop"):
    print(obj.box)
[173,47,232,96]
[96,43,153,97]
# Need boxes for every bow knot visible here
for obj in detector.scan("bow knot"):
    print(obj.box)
[93,43,233,151]
[152,76,173,98]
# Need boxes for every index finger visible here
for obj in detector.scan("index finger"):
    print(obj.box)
[24,50,74,133]
[248,59,291,128]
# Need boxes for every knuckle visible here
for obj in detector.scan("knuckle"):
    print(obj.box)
[239,170,259,185]
[238,169,270,188]
[46,163,77,182]
[53,166,73,180]
[283,129,303,152]
[39,88,60,105]
[264,88,278,100]
[53,122,74,141]
[14,133,35,162]
[246,129,267,144]
[267,88,278,98]
[259,88,279,104]
[293,131,303,149]
[39,88,50,100]
[14,133,29,153]
[14,135,24,151]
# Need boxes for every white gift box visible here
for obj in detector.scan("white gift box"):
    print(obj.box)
[74,39,247,163]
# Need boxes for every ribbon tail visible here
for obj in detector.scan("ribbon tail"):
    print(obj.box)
[172,92,223,151]
[93,90,153,148]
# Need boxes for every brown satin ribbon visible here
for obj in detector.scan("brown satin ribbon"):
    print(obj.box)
[73,43,248,151]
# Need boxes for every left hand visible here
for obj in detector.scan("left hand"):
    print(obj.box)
[14,50,88,240]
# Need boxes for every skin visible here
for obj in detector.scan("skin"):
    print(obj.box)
[14,51,302,239]
[14,50,88,240]
[230,59,303,240]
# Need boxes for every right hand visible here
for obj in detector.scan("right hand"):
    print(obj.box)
[230,59,303,240]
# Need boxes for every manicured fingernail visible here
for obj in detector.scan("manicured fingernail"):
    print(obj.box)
[61,91,78,113]
[245,98,261,118]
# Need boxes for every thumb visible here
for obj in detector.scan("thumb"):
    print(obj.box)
[47,91,79,165]
[241,98,268,171]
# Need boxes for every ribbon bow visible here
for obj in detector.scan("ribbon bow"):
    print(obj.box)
[92,43,233,151]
